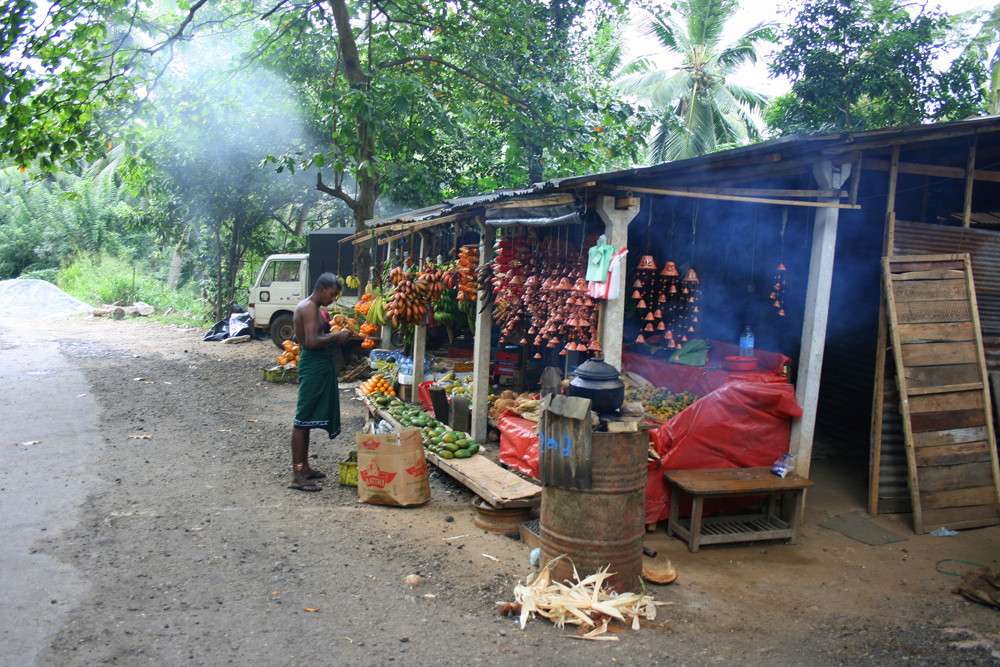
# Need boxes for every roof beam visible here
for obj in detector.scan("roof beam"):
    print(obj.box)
[861,157,1000,184]
[613,185,860,210]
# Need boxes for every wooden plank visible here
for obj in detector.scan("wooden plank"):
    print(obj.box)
[614,184,861,209]
[904,363,981,388]
[921,485,997,510]
[664,468,813,495]
[861,156,1000,184]
[908,389,984,414]
[910,409,986,433]
[914,442,992,467]
[484,193,575,210]
[664,185,847,199]
[893,269,966,280]
[921,505,1000,529]
[538,395,593,489]
[963,137,977,228]
[893,300,972,324]
[896,321,975,344]
[892,279,967,302]
[424,448,541,508]
[911,426,990,448]
[900,341,978,367]
[906,382,983,396]
[917,462,997,493]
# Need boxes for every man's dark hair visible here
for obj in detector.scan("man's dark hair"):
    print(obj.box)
[315,273,341,291]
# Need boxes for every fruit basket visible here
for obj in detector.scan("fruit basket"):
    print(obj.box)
[262,365,298,382]
[339,451,358,486]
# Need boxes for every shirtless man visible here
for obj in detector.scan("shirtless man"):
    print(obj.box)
[288,273,350,491]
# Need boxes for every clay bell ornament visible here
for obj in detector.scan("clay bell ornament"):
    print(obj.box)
[637,255,657,271]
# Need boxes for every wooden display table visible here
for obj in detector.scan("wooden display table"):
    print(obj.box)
[665,467,813,553]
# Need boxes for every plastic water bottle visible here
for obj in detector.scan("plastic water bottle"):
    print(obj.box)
[739,325,755,357]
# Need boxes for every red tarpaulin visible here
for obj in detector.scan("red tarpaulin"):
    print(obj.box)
[497,341,801,524]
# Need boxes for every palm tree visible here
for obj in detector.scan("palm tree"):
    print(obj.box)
[618,0,776,163]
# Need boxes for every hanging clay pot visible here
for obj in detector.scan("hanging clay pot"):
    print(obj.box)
[660,261,679,277]
[636,333,646,343]
[683,269,700,283]
[637,255,657,271]
[633,278,644,289]
[658,292,667,303]
[588,340,602,353]
[656,321,666,331]
[644,322,654,332]
[644,312,655,322]
[631,290,642,300]
[533,352,542,359]
[653,309,662,319]
[637,299,648,310]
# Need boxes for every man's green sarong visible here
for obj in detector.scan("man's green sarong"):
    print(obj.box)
[294,345,340,438]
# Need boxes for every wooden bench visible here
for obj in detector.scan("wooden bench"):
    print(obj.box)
[665,467,813,553]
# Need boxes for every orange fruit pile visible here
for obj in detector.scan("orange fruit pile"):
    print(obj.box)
[278,340,301,367]
[361,373,395,396]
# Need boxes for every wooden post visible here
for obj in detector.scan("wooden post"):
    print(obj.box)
[410,235,427,401]
[595,195,640,370]
[471,220,495,443]
[789,160,849,478]
[868,145,900,514]
[380,239,394,347]
[963,136,977,228]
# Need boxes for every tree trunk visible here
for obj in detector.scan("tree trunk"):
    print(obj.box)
[166,240,185,290]
[327,0,378,231]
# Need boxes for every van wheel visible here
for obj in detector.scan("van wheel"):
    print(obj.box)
[270,313,295,348]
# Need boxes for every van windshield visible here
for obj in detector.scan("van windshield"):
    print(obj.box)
[260,261,300,287]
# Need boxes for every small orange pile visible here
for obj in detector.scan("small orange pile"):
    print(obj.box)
[278,340,300,367]
[360,373,395,396]
[360,321,378,335]
[355,292,373,316]
[361,336,376,349]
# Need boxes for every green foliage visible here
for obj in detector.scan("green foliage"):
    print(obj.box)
[618,0,776,162]
[767,0,990,134]
[57,253,207,323]
[0,166,154,279]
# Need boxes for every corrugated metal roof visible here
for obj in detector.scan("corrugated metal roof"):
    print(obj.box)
[364,115,1000,229]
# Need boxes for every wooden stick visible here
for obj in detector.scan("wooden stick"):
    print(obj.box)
[614,185,860,210]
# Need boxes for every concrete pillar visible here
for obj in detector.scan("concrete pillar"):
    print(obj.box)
[470,222,495,442]
[595,196,640,370]
[790,160,850,477]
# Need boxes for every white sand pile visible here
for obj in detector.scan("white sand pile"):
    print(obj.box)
[0,279,93,319]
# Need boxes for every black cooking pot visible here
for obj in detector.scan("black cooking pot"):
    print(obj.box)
[567,356,625,413]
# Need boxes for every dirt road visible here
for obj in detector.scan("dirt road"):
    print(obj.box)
[1,314,999,666]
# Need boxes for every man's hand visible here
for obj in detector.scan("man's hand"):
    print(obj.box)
[332,330,351,345]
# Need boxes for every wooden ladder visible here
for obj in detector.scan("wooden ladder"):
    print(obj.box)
[882,253,1000,534]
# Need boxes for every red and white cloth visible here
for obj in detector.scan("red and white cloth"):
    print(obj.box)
[587,248,628,299]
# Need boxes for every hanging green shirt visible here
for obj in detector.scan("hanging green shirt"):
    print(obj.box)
[586,236,616,282]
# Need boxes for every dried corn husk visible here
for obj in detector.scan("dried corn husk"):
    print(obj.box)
[509,558,669,638]
[501,390,517,400]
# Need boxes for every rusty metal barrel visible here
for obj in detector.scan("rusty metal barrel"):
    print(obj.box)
[539,430,647,592]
